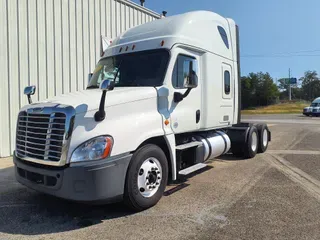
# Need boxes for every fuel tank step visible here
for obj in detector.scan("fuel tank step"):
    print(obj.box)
[178,163,207,175]
[176,141,202,150]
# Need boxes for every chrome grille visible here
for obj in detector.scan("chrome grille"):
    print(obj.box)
[16,112,66,162]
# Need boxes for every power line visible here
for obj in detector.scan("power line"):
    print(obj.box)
[241,54,320,58]
[242,49,320,58]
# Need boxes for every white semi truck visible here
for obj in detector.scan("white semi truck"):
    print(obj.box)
[14,11,270,211]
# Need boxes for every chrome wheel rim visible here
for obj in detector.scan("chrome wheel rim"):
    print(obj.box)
[263,129,268,147]
[251,131,258,152]
[137,157,162,198]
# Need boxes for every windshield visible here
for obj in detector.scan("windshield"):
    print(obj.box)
[87,49,169,88]
[311,102,319,107]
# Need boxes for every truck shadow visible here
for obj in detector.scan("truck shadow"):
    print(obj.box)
[0,166,133,236]
[217,154,249,161]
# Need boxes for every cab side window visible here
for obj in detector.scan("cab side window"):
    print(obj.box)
[172,55,198,89]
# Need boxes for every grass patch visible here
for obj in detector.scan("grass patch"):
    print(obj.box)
[242,101,310,114]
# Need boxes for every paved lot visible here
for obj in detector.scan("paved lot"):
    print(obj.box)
[1,114,320,240]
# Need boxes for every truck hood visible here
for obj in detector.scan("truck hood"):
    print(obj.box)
[42,87,157,114]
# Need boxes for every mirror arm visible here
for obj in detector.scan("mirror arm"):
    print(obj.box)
[94,90,107,121]
[174,88,192,103]
[27,95,32,104]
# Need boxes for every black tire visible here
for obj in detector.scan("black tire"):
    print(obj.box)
[256,124,269,153]
[124,144,168,211]
[243,126,258,159]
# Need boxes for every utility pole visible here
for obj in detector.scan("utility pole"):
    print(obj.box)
[289,68,291,101]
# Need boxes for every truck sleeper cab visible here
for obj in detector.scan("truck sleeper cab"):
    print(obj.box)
[14,11,271,211]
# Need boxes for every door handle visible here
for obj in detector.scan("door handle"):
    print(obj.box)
[196,110,200,123]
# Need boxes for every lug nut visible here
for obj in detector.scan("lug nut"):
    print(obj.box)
[157,171,160,174]
[157,177,161,179]
[155,168,158,171]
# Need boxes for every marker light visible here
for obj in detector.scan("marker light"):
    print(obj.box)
[161,40,165,46]
[132,45,136,50]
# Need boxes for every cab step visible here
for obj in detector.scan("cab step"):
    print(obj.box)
[176,141,202,150]
[178,163,207,175]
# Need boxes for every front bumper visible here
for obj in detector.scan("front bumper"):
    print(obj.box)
[14,152,132,203]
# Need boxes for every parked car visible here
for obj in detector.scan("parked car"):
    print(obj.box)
[303,98,320,116]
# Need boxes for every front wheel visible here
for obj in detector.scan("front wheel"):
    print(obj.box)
[124,144,168,211]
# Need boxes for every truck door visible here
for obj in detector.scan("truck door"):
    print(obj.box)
[220,63,234,124]
[166,49,202,133]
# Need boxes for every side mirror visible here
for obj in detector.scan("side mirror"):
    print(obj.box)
[174,72,198,103]
[100,79,115,91]
[183,73,198,89]
[24,86,36,104]
[95,79,115,122]
[183,61,198,88]
[88,73,93,84]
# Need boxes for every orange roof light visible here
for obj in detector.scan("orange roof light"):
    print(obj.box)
[119,47,123,53]
[132,45,136,50]
[161,40,165,47]
[164,119,169,126]
[125,46,129,51]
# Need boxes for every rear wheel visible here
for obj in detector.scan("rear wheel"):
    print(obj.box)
[257,124,269,153]
[244,126,258,158]
[124,144,168,211]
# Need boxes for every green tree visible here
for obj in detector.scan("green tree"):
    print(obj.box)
[300,71,320,100]
[241,72,279,109]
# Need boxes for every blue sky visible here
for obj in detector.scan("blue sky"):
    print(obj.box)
[133,0,320,81]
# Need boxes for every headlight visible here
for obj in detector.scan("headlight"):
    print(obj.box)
[70,136,113,162]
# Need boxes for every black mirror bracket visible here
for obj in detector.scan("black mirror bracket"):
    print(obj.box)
[174,88,192,103]
[27,95,32,104]
[94,90,107,121]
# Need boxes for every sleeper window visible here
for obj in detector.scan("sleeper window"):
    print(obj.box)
[172,55,198,89]
[224,70,231,94]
